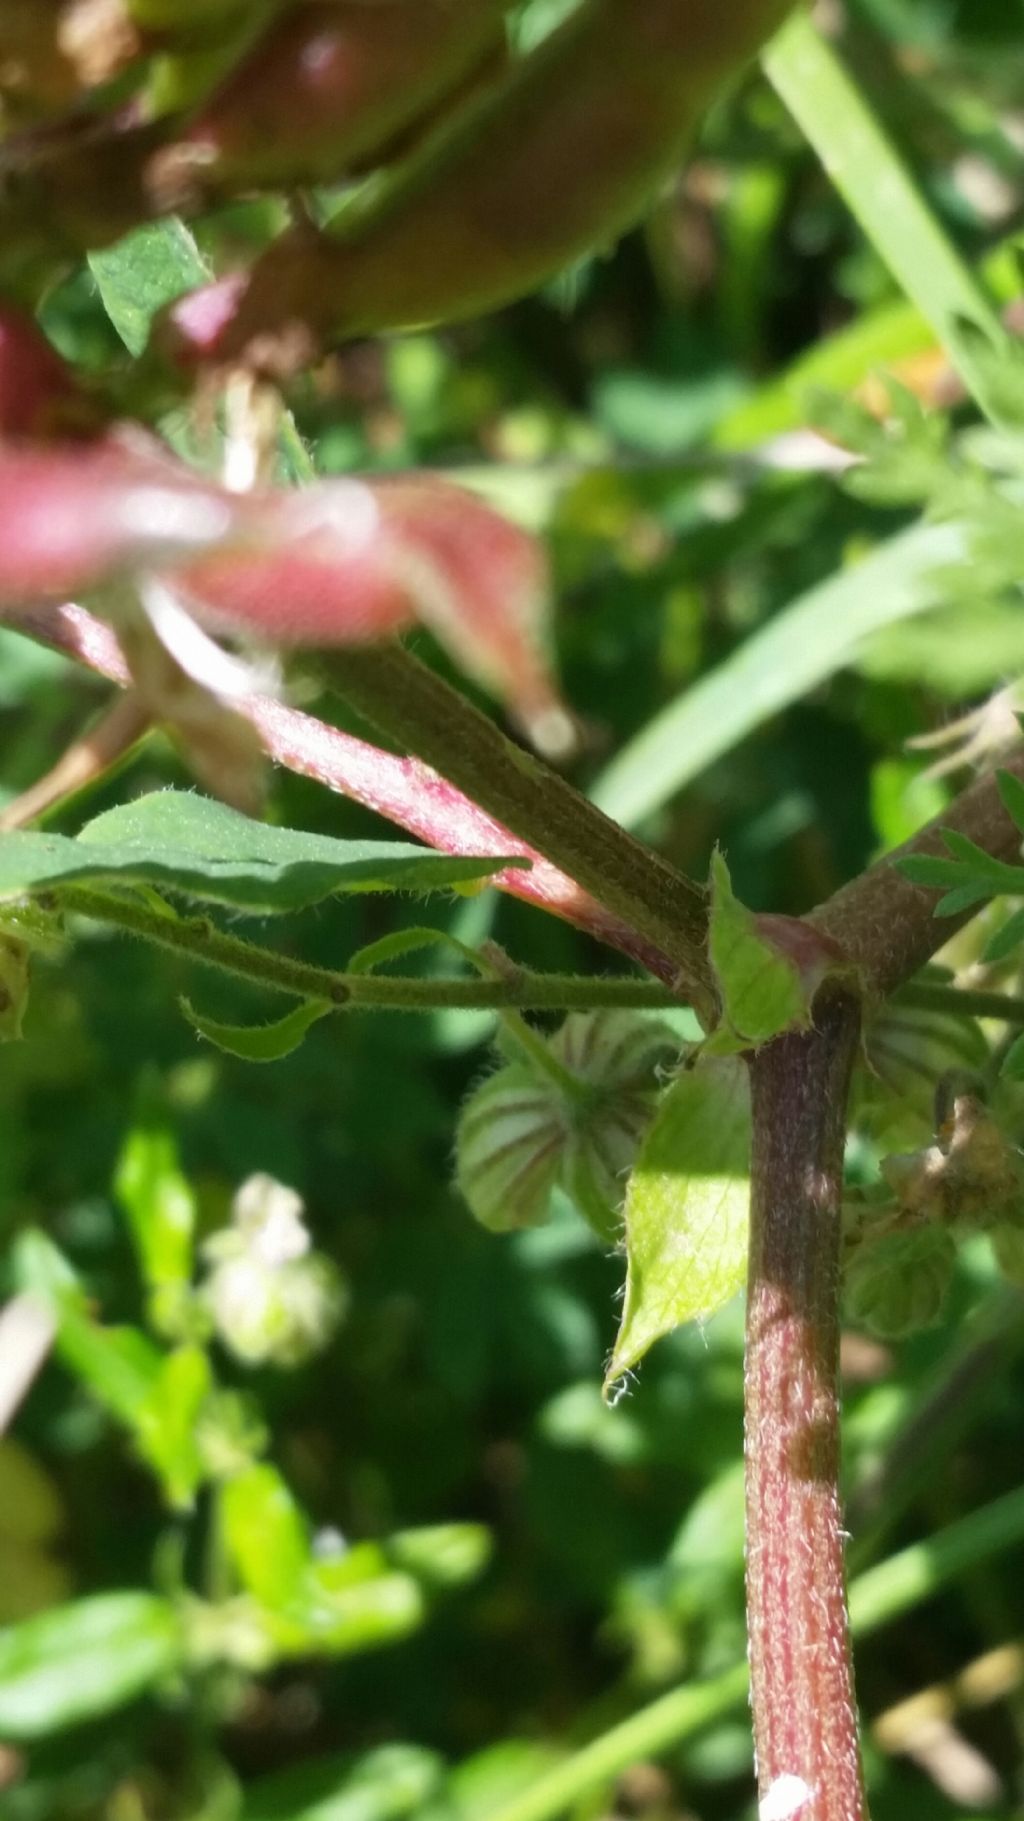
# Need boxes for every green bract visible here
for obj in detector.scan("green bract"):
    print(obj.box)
[606,1054,752,1391]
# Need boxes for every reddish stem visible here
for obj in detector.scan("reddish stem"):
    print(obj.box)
[3,601,679,983]
[746,991,865,1821]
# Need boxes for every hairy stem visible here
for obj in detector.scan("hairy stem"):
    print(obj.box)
[6,602,683,986]
[810,746,1024,993]
[56,885,681,1013]
[744,743,1024,1817]
[746,991,865,1821]
[320,645,716,1018]
[476,1481,1024,1821]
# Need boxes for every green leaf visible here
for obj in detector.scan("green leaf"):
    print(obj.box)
[115,1119,196,1294]
[998,769,1024,836]
[1002,1031,1024,1080]
[13,1231,209,1505]
[605,1057,751,1393]
[180,996,332,1062]
[219,1468,435,1660]
[706,850,805,1048]
[221,1465,312,1612]
[0,791,522,912]
[14,1232,159,1419]
[384,1523,492,1589]
[134,1347,213,1510]
[243,1743,444,1821]
[89,219,208,357]
[0,1593,183,1737]
[764,12,1007,430]
[985,907,1024,965]
[346,926,485,977]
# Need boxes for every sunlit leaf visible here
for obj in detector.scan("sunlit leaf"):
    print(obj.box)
[0,1593,183,1737]
[706,850,805,1050]
[115,1119,196,1295]
[243,1742,444,1821]
[90,219,208,357]
[0,790,520,911]
[592,520,969,828]
[605,1056,751,1393]
[221,1464,311,1611]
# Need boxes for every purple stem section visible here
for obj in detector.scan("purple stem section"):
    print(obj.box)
[746,992,865,1821]
[5,601,679,983]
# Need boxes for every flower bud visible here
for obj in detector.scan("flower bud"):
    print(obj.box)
[455,1064,564,1234]
[456,1013,676,1240]
[201,1173,347,1367]
[844,1225,956,1340]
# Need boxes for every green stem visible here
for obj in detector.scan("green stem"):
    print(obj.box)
[57,886,682,1014]
[318,645,717,1021]
[894,981,1024,1025]
[480,1482,1024,1821]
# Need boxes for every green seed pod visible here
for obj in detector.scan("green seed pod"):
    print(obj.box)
[844,1225,956,1341]
[562,1093,659,1245]
[455,1063,565,1234]
[991,1224,1024,1290]
[554,1010,676,1240]
[549,1008,676,1091]
[456,1013,676,1239]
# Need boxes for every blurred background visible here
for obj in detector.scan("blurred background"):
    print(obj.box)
[3,1,1024,1815]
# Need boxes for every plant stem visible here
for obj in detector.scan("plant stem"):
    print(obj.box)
[319,645,717,1021]
[479,1481,1024,1821]
[894,981,1024,1024]
[56,885,683,1013]
[738,744,1024,1815]
[746,990,866,1821]
[7,600,683,987]
[810,746,1024,994]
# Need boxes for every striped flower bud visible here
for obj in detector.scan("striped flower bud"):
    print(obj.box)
[456,1012,677,1240]
[455,1064,564,1235]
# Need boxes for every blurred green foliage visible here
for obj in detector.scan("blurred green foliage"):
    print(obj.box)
[4,1,1024,1818]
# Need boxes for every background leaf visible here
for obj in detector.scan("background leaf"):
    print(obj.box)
[0,1593,183,1737]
